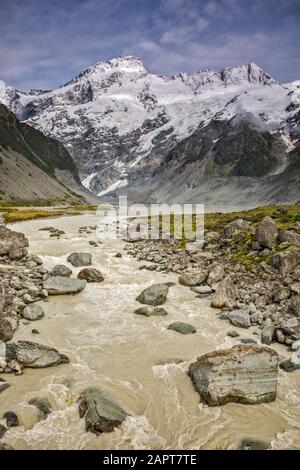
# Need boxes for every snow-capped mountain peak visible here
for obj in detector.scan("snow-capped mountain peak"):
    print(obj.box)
[0,56,297,198]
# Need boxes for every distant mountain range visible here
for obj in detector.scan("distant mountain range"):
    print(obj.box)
[0,56,299,206]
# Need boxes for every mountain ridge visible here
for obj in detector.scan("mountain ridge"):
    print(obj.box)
[0,56,299,203]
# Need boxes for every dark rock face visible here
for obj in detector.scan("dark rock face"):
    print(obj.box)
[189,345,279,406]
[78,386,127,435]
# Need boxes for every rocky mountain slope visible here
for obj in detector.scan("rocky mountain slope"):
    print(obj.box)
[0,104,96,203]
[0,56,299,204]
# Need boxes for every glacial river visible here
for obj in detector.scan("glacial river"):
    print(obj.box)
[1,213,300,450]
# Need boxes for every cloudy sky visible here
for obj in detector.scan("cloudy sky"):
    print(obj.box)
[1,0,299,90]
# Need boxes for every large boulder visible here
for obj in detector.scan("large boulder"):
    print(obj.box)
[189,345,279,406]
[43,276,86,295]
[255,217,278,249]
[6,340,69,368]
[211,276,236,309]
[0,225,28,260]
[77,268,104,283]
[22,304,44,321]
[179,271,208,287]
[221,219,250,239]
[78,387,127,434]
[271,249,300,275]
[67,252,92,267]
[228,309,251,328]
[136,283,171,306]
[50,265,72,278]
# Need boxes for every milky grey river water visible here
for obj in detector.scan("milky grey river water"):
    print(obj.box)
[1,213,300,450]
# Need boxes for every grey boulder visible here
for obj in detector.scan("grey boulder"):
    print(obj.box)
[189,344,279,406]
[43,276,86,295]
[255,217,278,249]
[6,340,69,368]
[136,283,171,306]
[228,309,251,328]
[78,386,127,434]
[168,321,196,334]
[22,304,44,321]
[67,252,92,267]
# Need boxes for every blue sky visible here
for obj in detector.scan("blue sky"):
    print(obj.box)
[1,0,299,90]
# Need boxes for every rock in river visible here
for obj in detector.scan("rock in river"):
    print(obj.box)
[78,386,127,434]
[134,306,168,316]
[6,340,69,368]
[189,344,279,406]
[136,283,171,306]
[168,321,196,334]
[22,304,44,321]
[28,397,52,420]
[67,252,92,267]
[43,276,86,295]
[50,265,72,278]
[77,268,104,283]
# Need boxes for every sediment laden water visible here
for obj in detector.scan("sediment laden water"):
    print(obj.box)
[0,213,300,450]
